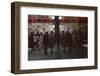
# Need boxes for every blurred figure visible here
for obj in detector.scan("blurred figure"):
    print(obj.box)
[71,29,77,47]
[60,31,66,52]
[77,29,83,47]
[28,31,34,53]
[38,32,43,54]
[64,30,69,52]
[43,32,49,55]
[32,30,39,55]
[36,31,40,51]
[67,30,73,52]
[49,31,55,54]
[73,29,80,47]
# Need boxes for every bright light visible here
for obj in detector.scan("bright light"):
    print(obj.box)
[52,25,55,28]
[52,16,54,19]
[51,16,62,19]
[59,16,62,19]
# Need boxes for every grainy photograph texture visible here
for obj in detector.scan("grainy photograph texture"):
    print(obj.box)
[28,15,88,60]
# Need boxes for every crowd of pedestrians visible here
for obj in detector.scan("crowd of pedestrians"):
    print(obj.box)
[28,28,83,55]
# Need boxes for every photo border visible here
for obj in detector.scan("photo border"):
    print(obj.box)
[11,2,97,74]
